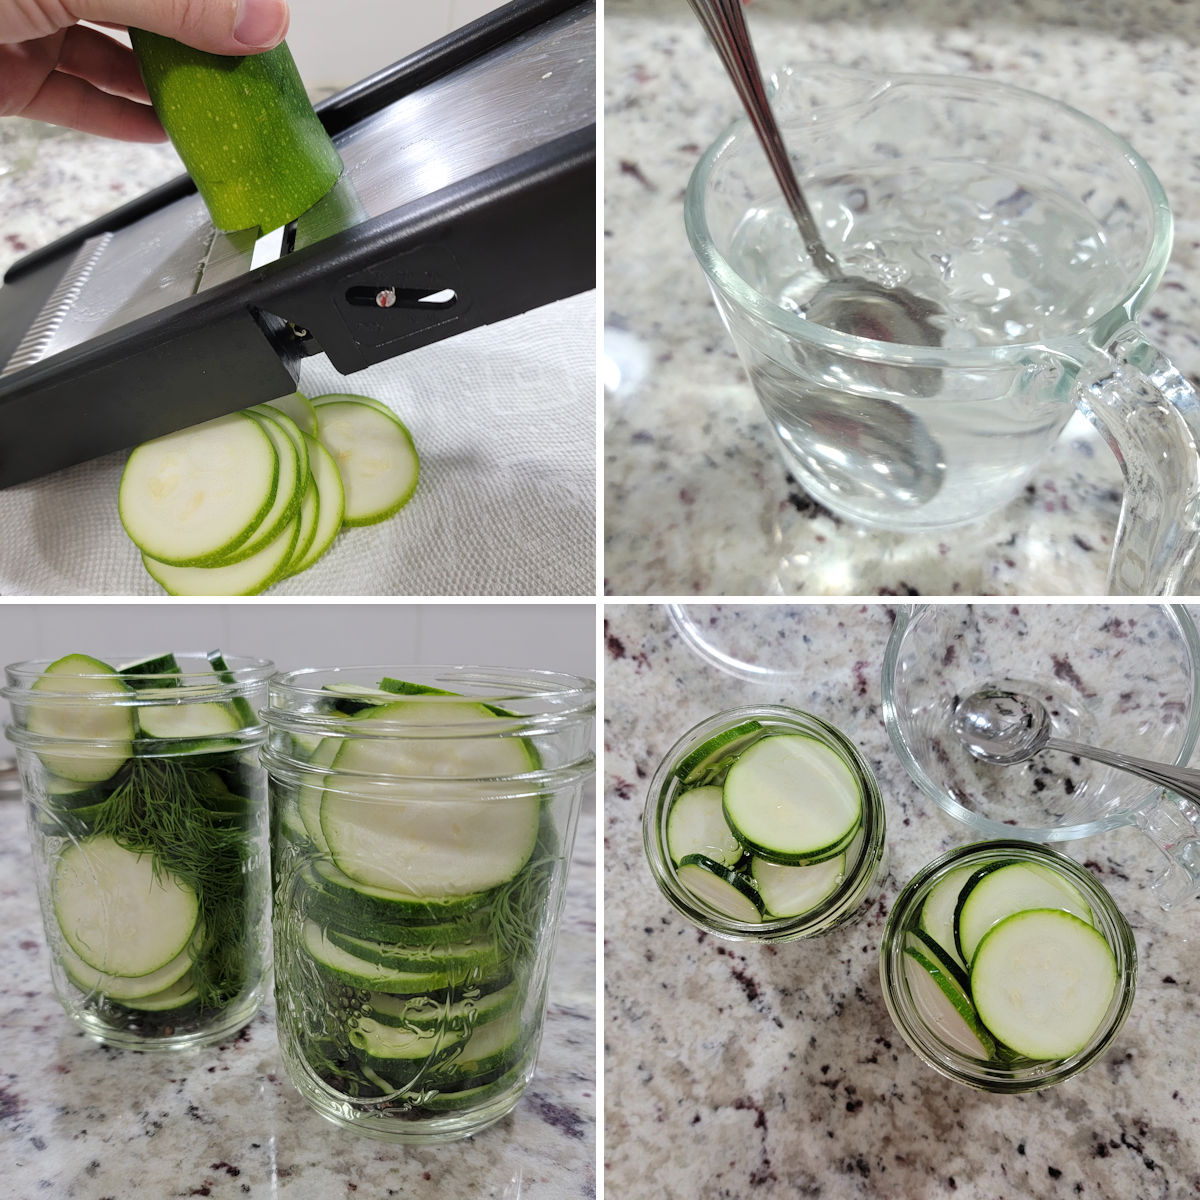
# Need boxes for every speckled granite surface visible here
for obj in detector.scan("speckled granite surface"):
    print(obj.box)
[603,0,1200,596]
[604,603,1200,1198]
[0,798,595,1199]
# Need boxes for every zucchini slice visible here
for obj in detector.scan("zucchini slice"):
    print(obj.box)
[27,654,135,783]
[751,853,845,919]
[118,412,279,567]
[287,433,345,577]
[365,981,519,1030]
[320,700,540,896]
[129,32,343,233]
[301,856,496,924]
[903,944,997,1059]
[673,720,763,785]
[300,920,503,994]
[970,908,1118,1060]
[265,392,319,438]
[675,853,763,922]
[665,785,742,867]
[916,864,977,975]
[52,836,199,977]
[310,399,419,527]
[60,927,204,1001]
[137,701,241,741]
[955,862,1094,966]
[142,513,300,596]
[722,734,862,866]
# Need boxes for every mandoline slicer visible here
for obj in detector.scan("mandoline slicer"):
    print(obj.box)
[0,0,594,488]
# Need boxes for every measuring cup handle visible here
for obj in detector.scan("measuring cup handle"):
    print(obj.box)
[1133,791,1200,910]
[1074,326,1200,595]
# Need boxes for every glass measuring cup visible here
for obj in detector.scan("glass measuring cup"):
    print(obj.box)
[684,65,1200,595]
[880,604,1200,908]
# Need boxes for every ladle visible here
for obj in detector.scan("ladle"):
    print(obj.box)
[684,0,945,347]
[951,687,1200,807]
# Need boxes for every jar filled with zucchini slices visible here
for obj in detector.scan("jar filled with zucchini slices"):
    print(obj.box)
[262,666,594,1143]
[879,840,1137,1092]
[3,651,274,1050]
[643,706,887,941]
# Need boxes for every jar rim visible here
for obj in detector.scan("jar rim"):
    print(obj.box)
[266,665,595,711]
[3,652,275,698]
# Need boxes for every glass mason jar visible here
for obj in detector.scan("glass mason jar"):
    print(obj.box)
[879,840,1137,1093]
[3,652,274,1051]
[643,706,887,941]
[262,665,595,1143]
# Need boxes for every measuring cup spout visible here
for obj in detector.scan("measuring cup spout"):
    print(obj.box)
[1074,326,1200,595]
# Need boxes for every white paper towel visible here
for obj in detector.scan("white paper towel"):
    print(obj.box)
[0,291,596,597]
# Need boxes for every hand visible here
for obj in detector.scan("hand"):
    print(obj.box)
[0,0,290,142]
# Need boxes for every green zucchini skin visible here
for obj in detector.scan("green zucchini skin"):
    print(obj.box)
[130,31,344,233]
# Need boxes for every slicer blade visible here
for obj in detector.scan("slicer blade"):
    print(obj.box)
[1,233,111,377]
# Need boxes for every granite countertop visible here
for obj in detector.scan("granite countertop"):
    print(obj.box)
[603,0,1200,597]
[0,798,596,1199]
[604,604,1200,1198]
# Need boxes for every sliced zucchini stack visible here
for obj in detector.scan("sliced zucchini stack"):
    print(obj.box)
[276,677,552,1111]
[904,858,1119,1062]
[118,394,418,595]
[662,725,865,923]
[22,652,266,1032]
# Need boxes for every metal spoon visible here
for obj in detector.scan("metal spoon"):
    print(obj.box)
[951,687,1200,807]
[685,0,944,348]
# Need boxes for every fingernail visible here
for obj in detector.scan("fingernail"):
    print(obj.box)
[234,0,288,48]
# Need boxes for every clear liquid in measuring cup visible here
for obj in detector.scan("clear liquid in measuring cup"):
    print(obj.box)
[724,162,1128,528]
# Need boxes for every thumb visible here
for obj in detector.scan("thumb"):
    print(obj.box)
[70,0,291,54]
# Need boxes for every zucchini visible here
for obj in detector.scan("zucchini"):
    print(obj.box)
[903,944,997,1060]
[287,434,344,578]
[323,926,504,977]
[137,702,241,742]
[302,856,496,924]
[300,919,503,995]
[970,909,1118,1059]
[265,392,319,438]
[418,1055,533,1113]
[143,513,300,596]
[27,654,135,783]
[118,653,182,688]
[52,836,200,977]
[722,734,862,866]
[119,973,201,1012]
[129,32,343,233]
[673,720,763,786]
[119,412,279,568]
[751,853,845,919]
[955,862,1094,966]
[665,785,742,867]
[321,700,540,896]
[364,981,519,1031]
[675,853,763,922]
[309,399,419,527]
[60,926,204,1001]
